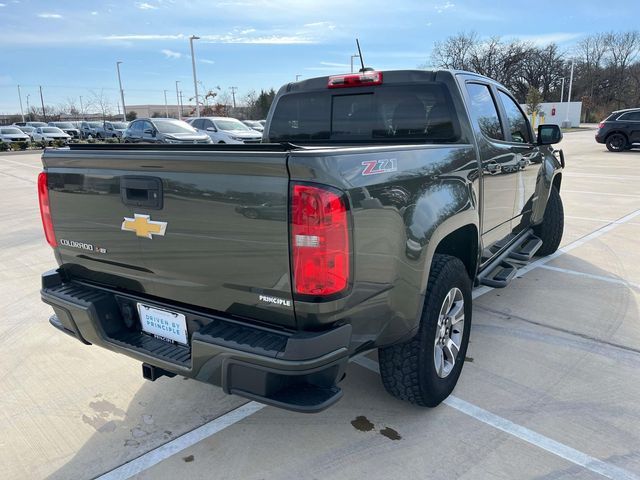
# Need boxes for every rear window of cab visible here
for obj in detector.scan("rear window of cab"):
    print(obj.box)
[268,84,461,144]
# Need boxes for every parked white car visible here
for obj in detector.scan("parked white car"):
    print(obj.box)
[32,126,71,144]
[0,127,31,143]
[16,125,36,140]
[26,121,48,128]
[242,120,264,133]
[188,117,262,144]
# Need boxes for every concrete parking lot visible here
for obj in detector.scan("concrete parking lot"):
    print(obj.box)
[1,129,639,480]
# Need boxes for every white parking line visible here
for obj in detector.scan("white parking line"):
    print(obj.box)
[0,156,41,170]
[565,173,640,181]
[95,208,640,480]
[353,357,639,480]
[95,402,265,480]
[561,190,640,198]
[538,264,640,291]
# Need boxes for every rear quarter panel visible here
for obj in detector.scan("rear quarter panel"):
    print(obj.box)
[288,144,479,350]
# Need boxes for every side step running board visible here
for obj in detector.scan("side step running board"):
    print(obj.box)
[478,230,542,288]
[508,236,543,262]
[480,261,518,288]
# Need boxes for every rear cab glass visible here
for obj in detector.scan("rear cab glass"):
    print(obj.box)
[268,83,461,144]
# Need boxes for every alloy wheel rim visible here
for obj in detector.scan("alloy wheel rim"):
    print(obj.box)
[433,287,464,378]
[611,135,624,150]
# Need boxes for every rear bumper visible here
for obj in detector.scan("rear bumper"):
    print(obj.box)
[41,270,351,413]
[595,132,605,143]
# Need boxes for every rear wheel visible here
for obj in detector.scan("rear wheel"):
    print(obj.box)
[379,254,472,407]
[606,133,627,152]
[534,186,564,256]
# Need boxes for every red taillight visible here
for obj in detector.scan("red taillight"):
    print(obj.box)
[291,184,350,296]
[328,71,383,89]
[37,172,56,247]
[598,122,605,129]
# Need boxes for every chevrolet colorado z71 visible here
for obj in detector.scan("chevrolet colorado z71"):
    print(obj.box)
[39,70,564,412]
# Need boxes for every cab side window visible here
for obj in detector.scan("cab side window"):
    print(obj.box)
[498,90,531,144]
[130,121,143,135]
[465,83,504,141]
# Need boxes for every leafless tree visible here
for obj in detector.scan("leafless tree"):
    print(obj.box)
[89,89,113,120]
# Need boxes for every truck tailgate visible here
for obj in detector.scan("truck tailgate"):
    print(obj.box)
[42,148,296,328]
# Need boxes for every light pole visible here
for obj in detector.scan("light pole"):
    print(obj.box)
[350,54,360,73]
[230,86,238,109]
[39,85,46,121]
[179,90,184,117]
[79,96,84,120]
[163,90,169,117]
[189,35,201,117]
[116,61,127,122]
[26,94,31,121]
[175,81,181,118]
[17,85,25,122]
[564,59,575,126]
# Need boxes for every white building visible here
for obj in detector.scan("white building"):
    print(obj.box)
[520,101,582,128]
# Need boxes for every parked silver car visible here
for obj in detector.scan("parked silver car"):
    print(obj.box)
[32,126,71,144]
[188,117,263,144]
[79,121,103,139]
[122,118,212,144]
[242,120,264,133]
[48,122,81,139]
[15,125,36,140]
[95,121,129,139]
[0,126,31,143]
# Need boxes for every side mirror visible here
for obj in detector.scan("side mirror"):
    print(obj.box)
[537,124,562,145]
[143,128,155,136]
[206,127,217,132]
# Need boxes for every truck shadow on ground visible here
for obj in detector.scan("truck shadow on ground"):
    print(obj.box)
[48,254,640,480]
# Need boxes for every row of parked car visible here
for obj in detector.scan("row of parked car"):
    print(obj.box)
[5,120,130,143]
[2,117,267,145]
[121,117,266,144]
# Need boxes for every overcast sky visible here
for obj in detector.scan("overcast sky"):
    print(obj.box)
[1,0,639,114]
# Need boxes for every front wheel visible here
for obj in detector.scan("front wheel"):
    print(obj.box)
[379,254,472,407]
[534,186,564,256]
[606,133,627,152]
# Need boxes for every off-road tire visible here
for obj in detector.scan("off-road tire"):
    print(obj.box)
[378,254,472,407]
[534,186,564,256]
[606,133,628,152]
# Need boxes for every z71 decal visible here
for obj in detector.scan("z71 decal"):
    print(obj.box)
[361,158,397,176]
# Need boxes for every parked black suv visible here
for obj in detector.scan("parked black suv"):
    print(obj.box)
[595,108,640,152]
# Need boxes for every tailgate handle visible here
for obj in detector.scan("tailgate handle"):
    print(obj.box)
[120,176,163,209]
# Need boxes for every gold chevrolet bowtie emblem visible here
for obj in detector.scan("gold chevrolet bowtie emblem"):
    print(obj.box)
[121,214,167,239]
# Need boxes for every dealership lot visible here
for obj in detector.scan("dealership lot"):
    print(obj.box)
[1,129,640,479]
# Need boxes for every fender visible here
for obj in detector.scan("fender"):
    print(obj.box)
[530,146,563,226]
[376,175,480,344]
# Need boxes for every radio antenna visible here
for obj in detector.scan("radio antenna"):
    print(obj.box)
[356,38,368,72]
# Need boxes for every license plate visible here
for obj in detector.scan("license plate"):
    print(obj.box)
[137,303,188,345]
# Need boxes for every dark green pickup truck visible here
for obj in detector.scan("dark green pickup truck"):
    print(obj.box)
[39,70,564,412]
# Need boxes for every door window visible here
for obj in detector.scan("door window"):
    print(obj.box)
[618,111,640,121]
[130,121,142,134]
[465,83,504,141]
[498,90,532,143]
[191,119,203,129]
